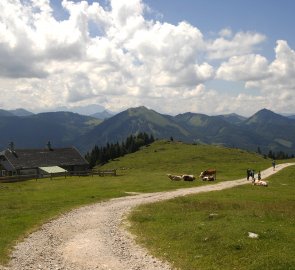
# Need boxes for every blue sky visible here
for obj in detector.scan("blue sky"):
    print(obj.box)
[144,0,295,99]
[145,0,295,56]
[0,0,295,116]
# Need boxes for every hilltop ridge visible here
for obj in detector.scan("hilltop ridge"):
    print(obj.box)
[0,107,294,155]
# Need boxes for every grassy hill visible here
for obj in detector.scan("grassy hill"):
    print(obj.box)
[0,141,272,264]
[100,140,271,182]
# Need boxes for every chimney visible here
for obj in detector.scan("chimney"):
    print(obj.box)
[9,141,18,157]
[47,141,53,151]
[9,141,15,151]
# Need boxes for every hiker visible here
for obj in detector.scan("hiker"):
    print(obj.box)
[258,171,261,180]
[246,168,251,180]
[272,160,276,171]
[251,169,255,181]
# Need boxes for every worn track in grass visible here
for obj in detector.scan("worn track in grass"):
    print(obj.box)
[1,163,294,270]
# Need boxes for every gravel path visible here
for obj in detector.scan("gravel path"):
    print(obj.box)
[1,163,294,270]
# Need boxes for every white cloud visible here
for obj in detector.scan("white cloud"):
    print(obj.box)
[246,41,295,112]
[269,40,295,84]
[218,40,295,114]
[216,54,269,81]
[0,0,294,116]
[218,28,232,38]
[207,31,266,60]
[0,0,216,112]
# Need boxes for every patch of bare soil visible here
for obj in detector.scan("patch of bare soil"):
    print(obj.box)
[1,163,293,270]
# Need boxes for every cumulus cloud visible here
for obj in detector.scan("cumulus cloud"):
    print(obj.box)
[207,31,266,60]
[244,40,295,113]
[0,0,294,116]
[216,54,269,81]
[215,40,295,114]
[269,40,295,84]
[0,0,216,112]
[0,1,48,78]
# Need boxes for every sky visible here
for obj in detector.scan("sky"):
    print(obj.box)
[0,0,295,116]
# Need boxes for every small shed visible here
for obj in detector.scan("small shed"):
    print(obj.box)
[39,166,67,179]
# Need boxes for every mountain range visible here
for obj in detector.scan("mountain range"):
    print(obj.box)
[0,108,34,117]
[0,107,294,155]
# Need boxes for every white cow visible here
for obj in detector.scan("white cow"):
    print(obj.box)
[253,179,268,186]
[201,175,215,181]
[167,174,182,181]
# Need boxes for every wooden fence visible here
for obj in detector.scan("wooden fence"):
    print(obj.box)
[0,169,117,183]
[92,169,117,176]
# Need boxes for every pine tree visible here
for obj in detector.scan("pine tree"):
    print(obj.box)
[85,132,156,168]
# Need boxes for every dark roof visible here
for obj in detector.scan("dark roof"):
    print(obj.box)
[0,147,88,170]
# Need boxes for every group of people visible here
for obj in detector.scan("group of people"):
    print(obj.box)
[246,168,262,181]
[247,160,276,182]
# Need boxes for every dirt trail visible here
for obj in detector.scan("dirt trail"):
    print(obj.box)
[1,163,294,270]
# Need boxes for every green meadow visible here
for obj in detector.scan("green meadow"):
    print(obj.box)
[129,165,295,270]
[0,140,284,265]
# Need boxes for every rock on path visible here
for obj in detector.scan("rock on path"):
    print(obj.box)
[1,163,294,270]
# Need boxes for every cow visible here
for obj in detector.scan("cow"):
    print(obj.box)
[182,174,195,181]
[253,179,268,187]
[200,169,216,181]
[167,174,182,181]
[201,175,215,181]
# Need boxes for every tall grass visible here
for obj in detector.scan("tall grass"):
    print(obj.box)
[0,141,273,264]
[129,165,295,270]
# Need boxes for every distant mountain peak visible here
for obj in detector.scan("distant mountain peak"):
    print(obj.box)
[256,108,276,115]
[216,113,246,124]
[0,109,15,117]
[90,110,113,120]
[128,106,149,111]
[1,107,294,156]
[245,108,290,126]
[252,108,282,119]
[127,106,151,116]
[8,108,34,117]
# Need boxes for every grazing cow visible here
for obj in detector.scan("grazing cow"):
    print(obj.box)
[167,174,182,181]
[253,179,268,187]
[200,169,216,181]
[182,174,195,181]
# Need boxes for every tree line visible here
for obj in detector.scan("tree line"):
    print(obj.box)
[257,147,294,159]
[85,132,155,168]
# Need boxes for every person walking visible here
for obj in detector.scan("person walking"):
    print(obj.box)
[258,171,261,180]
[251,169,255,181]
[272,160,276,171]
[246,168,251,180]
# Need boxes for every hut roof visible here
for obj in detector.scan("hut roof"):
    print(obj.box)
[0,147,88,170]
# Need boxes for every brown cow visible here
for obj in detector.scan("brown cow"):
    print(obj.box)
[200,169,216,181]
